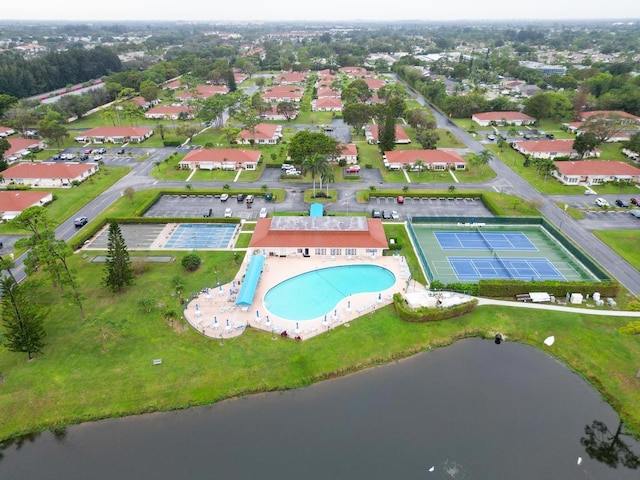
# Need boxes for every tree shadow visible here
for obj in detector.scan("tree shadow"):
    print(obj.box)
[581,419,640,470]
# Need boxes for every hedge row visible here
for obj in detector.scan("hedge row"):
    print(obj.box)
[393,293,478,322]
[477,279,621,298]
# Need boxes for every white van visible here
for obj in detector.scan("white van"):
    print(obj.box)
[595,198,610,208]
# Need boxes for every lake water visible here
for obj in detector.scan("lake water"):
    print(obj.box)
[1,338,639,479]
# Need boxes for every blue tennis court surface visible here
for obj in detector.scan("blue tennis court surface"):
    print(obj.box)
[449,256,564,281]
[435,231,537,251]
[164,224,236,249]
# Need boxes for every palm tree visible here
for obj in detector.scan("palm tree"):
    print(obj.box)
[412,159,425,177]
[323,169,335,197]
[302,154,328,197]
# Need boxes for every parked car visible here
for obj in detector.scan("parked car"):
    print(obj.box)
[80,154,89,161]
[96,147,107,154]
[615,199,629,208]
[281,163,293,171]
[74,216,88,227]
[286,168,301,175]
[595,198,610,208]
[246,195,254,204]
[117,148,125,155]
[220,193,229,202]
[631,198,639,207]
[92,155,103,161]
[223,208,232,218]
[545,133,555,139]
[396,195,404,204]
[629,209,640,219]
[382,210,392,220]
[487,134,496,141]
[391,210,400,220]
[259,207,268,218]
[84,148,93,154]
[371,209,381,218]
[345,165,361,173]
[203,208,213,218]
[236,193,246,203]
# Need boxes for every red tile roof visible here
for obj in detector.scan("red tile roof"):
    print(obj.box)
[317,87,340,98]
[315,97,343,109]
[363,78,386,90]
[513,139,578,153]
[181,149,261,163]
[5,138,43,156]
[249,217,388,249]
[554,160,640,176]
[238,123,280,141]
[78,126,152,138]
[0,190,52,212]
[339,144,358,156]
[3,162,97,179]
[274,72,308,83]
[369,124,410,141]
[145,105,192,116]
[578,110,640,122]
[385,149,465,164]
[0,126,14,135]
[473,111,535,122]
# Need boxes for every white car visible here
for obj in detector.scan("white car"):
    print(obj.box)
[259,207,268,218]
[223,208,232,218]
[92,155,103,161]
[595,198,610,208]
[286,169,301,175]
[390,211,400,220]
[220,193,229,202]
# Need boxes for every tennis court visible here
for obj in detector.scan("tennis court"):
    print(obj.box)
[410,223,597,284]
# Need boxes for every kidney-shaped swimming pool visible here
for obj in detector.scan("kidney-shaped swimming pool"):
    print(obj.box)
[264,264,396,321]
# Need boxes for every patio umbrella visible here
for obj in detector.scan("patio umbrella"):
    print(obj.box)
[322,315,328,326]
[195,303,200,312]
[377,292,382,303]
[225,319,231,331]
[265,315,271,327]
[347,300,351,311]
[333,309,338,320]
[295,322,300,334]
[213,316,219,328]
[256,310,260,320]
[219,283,223,293]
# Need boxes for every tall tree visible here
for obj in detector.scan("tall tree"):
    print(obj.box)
[139,80,159,102]
[38,109,69,148]
[377,105,397,153]
[0,138,10,160]
[276,101,298,121]
[1,276,46,360]
[103,222,135,293]
[301,154,329,198]
[342,103,372,136]
[288,130,340,164]
[416,129,440,149]
[573,131,599,158]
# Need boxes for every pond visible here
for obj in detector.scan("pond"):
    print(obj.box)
[1,338,639,479]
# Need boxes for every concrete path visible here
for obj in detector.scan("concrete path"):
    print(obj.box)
[476,297,640,317]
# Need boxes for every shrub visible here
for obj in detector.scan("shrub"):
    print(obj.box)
[181,253,202,272]
[619,320,640,335]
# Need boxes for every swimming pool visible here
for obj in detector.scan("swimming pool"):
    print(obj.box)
[264,265,396,321]
[164,224,236,249]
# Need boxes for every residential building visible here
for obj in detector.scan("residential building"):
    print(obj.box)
[1,162,99,188]
[365,124,411,144]
[512,139,600,159]
[334,144,358,164]
[0,126,16,138]
[144,105,194,120]
[553,160,640,186]
[0,190,53,221]
[261,85,304,103]
[237,123,283,145]
[383,149,467,171]
[472,111,536,126]
[178,149,261,171]
[311,97,343,112]
[74,127,153,144]
[3,138,46,162]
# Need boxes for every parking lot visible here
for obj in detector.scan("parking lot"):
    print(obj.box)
[144,194,275,220]
[366,196,492,219]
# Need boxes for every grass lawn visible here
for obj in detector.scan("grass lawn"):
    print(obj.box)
[593,230,640,270]
[1,248,640,441]
[436,129,466,148]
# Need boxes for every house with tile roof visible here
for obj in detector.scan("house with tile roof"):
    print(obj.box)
[1,162,99,188]
[178,149,261,171]
[334,144,358,164]
[0,126,16,138]
[317,87,341,99]
[175,85,228,101]
[577,110,640,123]
[273,72,308,85]
[0,190,53,221]
[3,138,46,162]
[74,127,153,144]
[311,97,344,112]
[163,79,184,90]
[512,139,600,159]
[472,111,536,126]
[261,85,304,103]
[383,150,467,171]
[552,160,640,186]
[144,105,194,120]
[259,106,299,121]
[365,124,411,144]
[236,123,283,145]
[363,78,387,91]
[249,216,388,258]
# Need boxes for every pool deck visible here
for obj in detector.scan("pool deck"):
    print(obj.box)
[183,255,412,341]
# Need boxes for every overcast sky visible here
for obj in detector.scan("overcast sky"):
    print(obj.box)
[3,0,640,23]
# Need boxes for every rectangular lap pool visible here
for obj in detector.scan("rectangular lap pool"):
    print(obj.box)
[164,224,236,249]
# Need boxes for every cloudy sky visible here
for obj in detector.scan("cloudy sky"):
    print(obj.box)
[3,0,640,22]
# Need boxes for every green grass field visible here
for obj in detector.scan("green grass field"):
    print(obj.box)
[1,246,639,441]
[593,230,640,270]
